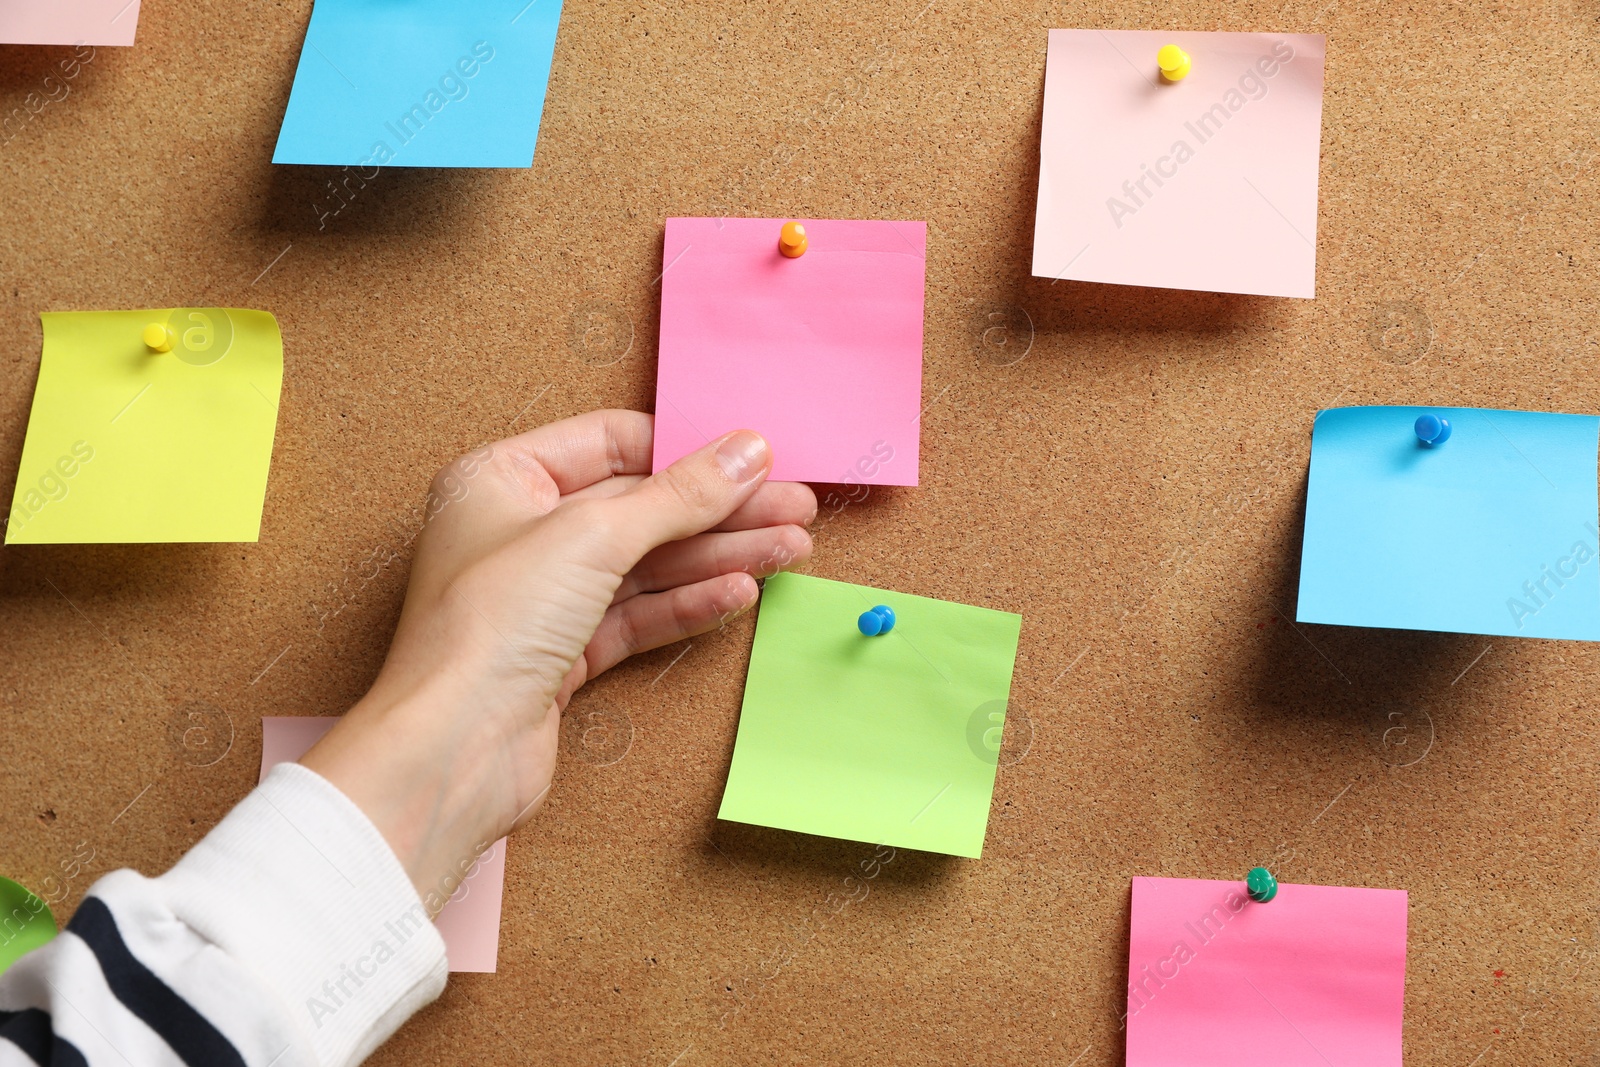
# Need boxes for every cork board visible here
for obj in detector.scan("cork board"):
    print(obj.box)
[2,1,1598,1064]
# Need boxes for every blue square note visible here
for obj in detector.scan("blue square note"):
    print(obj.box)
[272,0,563,168]
[1297,406,1600,640]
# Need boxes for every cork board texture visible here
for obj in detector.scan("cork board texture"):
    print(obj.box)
[2,1,1598,1064]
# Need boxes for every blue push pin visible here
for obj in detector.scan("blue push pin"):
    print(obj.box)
[1415,413,1452,447]
[857,605,896,636]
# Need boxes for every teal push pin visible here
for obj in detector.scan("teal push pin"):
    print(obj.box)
[857,605,896,636]
[1414,413,1451,447]
[1246,866,1278,903]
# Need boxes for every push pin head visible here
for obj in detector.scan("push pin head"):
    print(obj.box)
[857,604,896,636]
[1415,414,1452,447]
[142,322,175,353]
[1157,44,1191,83]
[1246,866,1278,903]
[779,221,808,258]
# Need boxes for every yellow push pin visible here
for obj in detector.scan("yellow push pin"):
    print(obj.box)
[141,322,175,352]
[778,221,808,258]
[1157,44,1191,83]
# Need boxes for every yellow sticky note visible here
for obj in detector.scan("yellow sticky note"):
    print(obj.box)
[5,309,284,544]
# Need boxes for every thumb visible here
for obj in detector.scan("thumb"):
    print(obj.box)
[605,429,772,560]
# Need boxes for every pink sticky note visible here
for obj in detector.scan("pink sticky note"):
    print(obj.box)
[652,217,926,486]
[0,0,141,45]
[1032,31,1327,298]
[260,717,506,973]
[1126,876,1407,1067]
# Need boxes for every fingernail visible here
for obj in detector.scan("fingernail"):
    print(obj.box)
[716,431,769,483]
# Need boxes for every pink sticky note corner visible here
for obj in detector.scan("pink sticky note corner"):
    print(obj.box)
[1032,30,1327,298]
[0,0,141,45]
[652,217,926,486]
[260,717,505,973]
[1126,876,1407,1067]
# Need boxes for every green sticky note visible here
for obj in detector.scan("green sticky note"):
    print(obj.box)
[719,572,1023,858]
[0,876,58,975]
[5,309,284,544]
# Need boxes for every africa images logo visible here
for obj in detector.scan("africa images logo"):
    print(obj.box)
[1105,39,1297,228]
[1506,523,1600,629]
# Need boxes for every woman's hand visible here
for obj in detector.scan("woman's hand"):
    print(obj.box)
[301,410,815,908]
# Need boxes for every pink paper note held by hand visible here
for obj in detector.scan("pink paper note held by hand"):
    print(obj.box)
[652,217,926,486]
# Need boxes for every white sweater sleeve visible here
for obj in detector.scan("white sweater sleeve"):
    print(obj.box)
[0,763,447,1067]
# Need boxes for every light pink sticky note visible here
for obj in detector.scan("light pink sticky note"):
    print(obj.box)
[1126,876,1407,1067]
[260,717,506,973]
[1032,30,1327,298]
[0,0,141,45]
[652,217,926,486]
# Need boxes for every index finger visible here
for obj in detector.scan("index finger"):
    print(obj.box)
[495,408,655,495]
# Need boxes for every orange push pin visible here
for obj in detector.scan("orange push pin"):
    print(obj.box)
[141,322,175,352]
[779,221,808,258]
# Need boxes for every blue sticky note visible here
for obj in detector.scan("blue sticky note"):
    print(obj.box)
[1297,406,1600,640]
[272,0,563,168]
